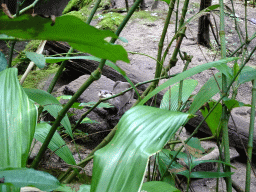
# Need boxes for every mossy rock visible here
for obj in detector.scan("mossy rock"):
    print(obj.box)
[20,64,59,89]
[63,0,92,14]
[97,12,125,31]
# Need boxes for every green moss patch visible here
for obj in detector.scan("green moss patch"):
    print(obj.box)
[20,64,59,89]
[97,12,125,31]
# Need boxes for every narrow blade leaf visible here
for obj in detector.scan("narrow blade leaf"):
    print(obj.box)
[24,88,73,138]
[34,123,76,165]
[138,57,238,105]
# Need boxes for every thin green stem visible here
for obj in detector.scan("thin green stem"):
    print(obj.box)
[150,0,176,91]
[219,0,232,190]
[245,80,256,192]
[13,0,40,17]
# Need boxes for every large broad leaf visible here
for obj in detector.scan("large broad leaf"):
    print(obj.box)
[90,106,191,192]
[138,57,238,105]
[0,68,37,168]
[24,88,73,138]
[0,13,129,63]
[0,168,60,191]
[160,79,198,110]
[0,51,7,72]
[34,123,76,165]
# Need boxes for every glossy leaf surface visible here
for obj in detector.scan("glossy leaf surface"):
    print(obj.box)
[91,106,190,192]
[0,68,37,168]
[0,168,60,191]
[0,51,7,72]
[160,79,198,110]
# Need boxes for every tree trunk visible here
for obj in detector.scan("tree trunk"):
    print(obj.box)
[197,0,212,48]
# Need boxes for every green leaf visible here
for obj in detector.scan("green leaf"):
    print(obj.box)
[187,137,205,155]
[24,88,73,138]
[188,171,233,178]
[160,79,198,110]
[138,57,238,106]
[46,56,108,64]
[223,98,251,111]
[80,117,100,124]
[191,160,235,170]
[159,0,170,5]
[141,181,181,192]
[0,51,7,72]
[55,184,76,192]
[118,36,128,43]
[80,101,114,108]
[215,64,233,80]
[78,184,91,192]
[0,13,129,63]
[71,102,84,109]
[34,123,76,165]
[200,101,222,136]
[91,106,190,192]
[188,72,230,115]
[56,95,73,100]
[157,150,185,184]
[0,68,37,168]
[0,34,16,40]
[0,167,60,191]
[25,52,45,69]
[238,66,256,84]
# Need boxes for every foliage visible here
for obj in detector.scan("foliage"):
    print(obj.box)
[12,40,41,74]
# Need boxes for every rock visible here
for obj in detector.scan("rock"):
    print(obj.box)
[55,75,135,148]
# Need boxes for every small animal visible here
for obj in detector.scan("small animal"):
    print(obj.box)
[98,81,135,115]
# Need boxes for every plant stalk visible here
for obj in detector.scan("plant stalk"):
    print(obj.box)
[245,80,256,192]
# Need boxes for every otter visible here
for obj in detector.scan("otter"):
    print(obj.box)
[98,81,135,115]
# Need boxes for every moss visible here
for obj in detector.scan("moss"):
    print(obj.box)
[12,40,42,75]
[99,0,112,10]
[63,0,92,14]
[20,64,59,89]
[131,11,158,22]
[65,10,88,22]
[97,12,125,31]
